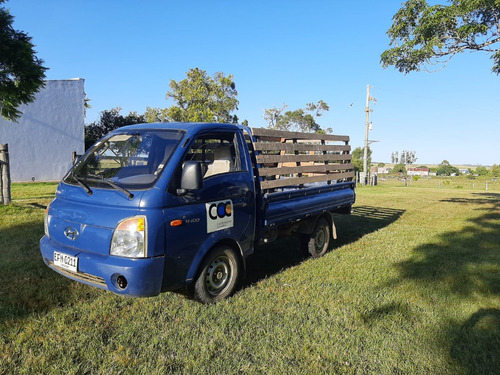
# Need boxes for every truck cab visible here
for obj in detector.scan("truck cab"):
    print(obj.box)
[41,123,257,302]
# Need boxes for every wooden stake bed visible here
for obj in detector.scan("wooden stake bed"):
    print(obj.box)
[250,128,354,192]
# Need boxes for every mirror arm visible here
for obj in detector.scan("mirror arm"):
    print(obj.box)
[176,188,187,196]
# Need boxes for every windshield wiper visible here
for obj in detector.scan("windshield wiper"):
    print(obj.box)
[71,172,93,196]
[84,176,134,200]
[100,178,134,200]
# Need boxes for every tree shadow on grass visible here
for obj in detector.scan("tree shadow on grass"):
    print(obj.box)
[395,193,500,296]
[393,193,500,373]
[244,205,405,287]
[449,308,500,375]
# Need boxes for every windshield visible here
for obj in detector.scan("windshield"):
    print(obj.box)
[64,130,184,190]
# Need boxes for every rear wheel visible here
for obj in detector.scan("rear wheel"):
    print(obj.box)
[306,218,330,258]
[193,246,240,304]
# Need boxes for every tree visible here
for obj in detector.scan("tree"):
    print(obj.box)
[491,164,500,176]
[392,163,408,175]
[144,106,169,123]
[402,150,418,165]
[437,160,460,175]
[165,68,239,123]
[352,146,372,172]
[381,0,500,74]
[475,166,490,175]
[392,150,417,164]
[263,104,287,129]
[263,100,332,133]
[0,1,48,121]
[84,107,145,149]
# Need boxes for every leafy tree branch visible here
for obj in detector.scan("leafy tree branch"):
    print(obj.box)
[263,100,332,133]
[381,0,500,74]
[0,1,48,121]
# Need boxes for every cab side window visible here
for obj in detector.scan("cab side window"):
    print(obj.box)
[185,133,241,179]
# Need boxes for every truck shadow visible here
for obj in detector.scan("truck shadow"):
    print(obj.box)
[244,205,405,287]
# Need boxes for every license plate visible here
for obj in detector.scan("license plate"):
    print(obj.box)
[54,251,78,273]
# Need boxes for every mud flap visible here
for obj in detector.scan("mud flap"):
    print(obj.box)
[331,219,337,240]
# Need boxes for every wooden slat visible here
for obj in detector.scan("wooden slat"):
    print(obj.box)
[252,128,350,142]
[260,172,355,190]
[259,163,354,176]
[254,142,351,153]
[256,153,351,164]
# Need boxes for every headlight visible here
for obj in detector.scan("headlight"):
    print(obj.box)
[44,203,51,238]
[110,216,147,258]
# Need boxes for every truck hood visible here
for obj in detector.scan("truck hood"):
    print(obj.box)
[46,183,145,256]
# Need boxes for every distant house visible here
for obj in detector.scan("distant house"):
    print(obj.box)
[370,166,390,174]
[459,168,470,174]
[378,167,390,174]
[0,79,85,182]
[407,167,430,177]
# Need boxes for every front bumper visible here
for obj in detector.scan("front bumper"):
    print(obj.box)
[40,236,164,297]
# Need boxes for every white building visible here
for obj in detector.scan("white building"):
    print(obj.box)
[407,167,430,177]
[0,79,85,182]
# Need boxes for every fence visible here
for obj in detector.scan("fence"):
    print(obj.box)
[0,143,11,205]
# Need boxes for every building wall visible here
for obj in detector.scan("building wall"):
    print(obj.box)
[0,79,85,182]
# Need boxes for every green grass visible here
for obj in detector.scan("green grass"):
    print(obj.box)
[1,181,499,374]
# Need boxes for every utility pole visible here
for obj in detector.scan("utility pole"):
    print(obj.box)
[362,84,376,185]
[0,144,11,205]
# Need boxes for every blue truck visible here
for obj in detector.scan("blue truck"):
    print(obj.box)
[40,123,355,303]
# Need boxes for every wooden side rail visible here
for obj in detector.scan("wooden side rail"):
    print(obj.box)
[250,128,354,192]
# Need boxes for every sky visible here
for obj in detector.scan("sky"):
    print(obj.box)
[5,0,500,166]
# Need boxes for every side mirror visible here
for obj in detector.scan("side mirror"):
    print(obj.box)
[177,161,203,195]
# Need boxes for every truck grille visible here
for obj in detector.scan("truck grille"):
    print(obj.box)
[48,260,107,287]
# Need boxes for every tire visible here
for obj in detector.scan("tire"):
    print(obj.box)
[306,218,330,258]
[193,246,240,304]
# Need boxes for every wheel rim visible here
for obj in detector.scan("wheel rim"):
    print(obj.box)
[315,226,327,252]
[205,255,231,296]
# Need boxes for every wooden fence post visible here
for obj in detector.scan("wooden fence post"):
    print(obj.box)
[0,143,12,205]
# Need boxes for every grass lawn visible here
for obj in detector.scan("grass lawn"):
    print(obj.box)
[1,180,499,374]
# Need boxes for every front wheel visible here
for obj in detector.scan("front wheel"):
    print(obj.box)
[193,246,240,304]
[306,218,331,258]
